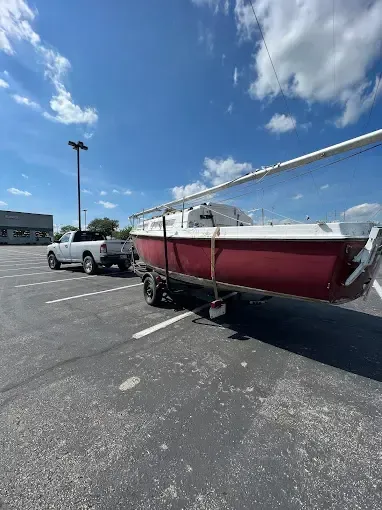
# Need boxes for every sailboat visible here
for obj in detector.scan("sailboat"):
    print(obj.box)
[130,129,382,304]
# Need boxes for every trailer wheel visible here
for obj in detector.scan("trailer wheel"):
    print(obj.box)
[143,275,162,306]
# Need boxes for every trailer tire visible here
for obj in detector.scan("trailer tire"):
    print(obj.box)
[83,255,98,275]
[143,275,162,306]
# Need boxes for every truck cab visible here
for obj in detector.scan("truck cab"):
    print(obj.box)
[47,231,133,274]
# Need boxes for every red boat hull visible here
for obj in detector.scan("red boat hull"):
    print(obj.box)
[134,235,370,303]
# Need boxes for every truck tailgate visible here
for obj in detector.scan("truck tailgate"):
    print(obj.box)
[105,241,131,255]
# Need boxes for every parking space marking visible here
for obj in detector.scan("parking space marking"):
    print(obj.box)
[0,266,48,272]
[15,275,96,287]
[133,292,237,339]
[0,260,47,265]
[373,280,382,300]
[0,271,53,279]
[46,282,143,304]
[0,252,46,257]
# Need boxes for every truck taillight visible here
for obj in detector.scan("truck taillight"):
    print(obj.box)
[100,243,107,254]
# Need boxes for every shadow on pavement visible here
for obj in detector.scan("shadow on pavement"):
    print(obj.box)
[205,297,382,382]
[58,266,138,279]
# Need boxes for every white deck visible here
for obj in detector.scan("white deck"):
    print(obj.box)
[132,221,375,241]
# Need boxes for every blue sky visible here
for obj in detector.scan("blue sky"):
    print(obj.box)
[0,0,381,229]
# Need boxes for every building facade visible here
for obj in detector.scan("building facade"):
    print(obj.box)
[0,210,53,245]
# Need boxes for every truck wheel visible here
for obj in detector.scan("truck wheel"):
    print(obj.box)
[83,255,98,275]
[48,253,61,270]
[118,259,129,271]
[143,275,162,306]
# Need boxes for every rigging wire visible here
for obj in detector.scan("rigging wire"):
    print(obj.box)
[370,205,382,221]
[332,0,336,99]
[158,142,381,217]
[249,207,303,224]
[247,0,302,149]
[211,144,382,205]
[247,0,325,202]
[348,50,381,207]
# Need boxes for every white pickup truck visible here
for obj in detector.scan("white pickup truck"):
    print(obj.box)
[47,231,133,274]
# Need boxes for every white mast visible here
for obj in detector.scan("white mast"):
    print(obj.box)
[130,128,382,218]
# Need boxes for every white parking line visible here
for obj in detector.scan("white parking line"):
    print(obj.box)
[46,282,143,304]
[0,266,47,272]
[132,292,237,339]
[15,275,96,287]
[0,271,52,279]
[0,251,46,257]
[0,257,46,266]
[373,280,382,300]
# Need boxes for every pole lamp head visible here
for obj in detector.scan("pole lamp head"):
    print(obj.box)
[77,141,88,151]
[68,140,77,149]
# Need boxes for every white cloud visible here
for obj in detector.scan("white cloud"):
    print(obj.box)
[81,189,92,194]
[0,200,8,206]
[197,22,214,54]
[222,53,226,65]
[226,102,233,114]
[0,0,39,55]
[12,94,40,110]
[0,78,9,88]
[96,200,117,209]
[100,191,107,196]
[237,0,382,127]
[265,113,296,134]
[21,173,28,179]
[335,78,382,127]
[202,157,253,185]
[0,0,98,126]
[43,87,97,125]
[233,66,239,86]
[112,189,120,194]
[123,190,132,195]
[84,132,93,140]
[320,184,329,190]
[292,193,303,200]
[343,203,381,221]
[7,187,31,196]
[172,181,207,200]
[192,0,229,14]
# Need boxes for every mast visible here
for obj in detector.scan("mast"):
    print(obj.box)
[130,128,382,219]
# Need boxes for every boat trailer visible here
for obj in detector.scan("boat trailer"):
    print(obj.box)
[132,216,271,319]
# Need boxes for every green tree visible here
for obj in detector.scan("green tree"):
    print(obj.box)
[61,225,78,233]
[87,217,119,237]
[114,226,132,240]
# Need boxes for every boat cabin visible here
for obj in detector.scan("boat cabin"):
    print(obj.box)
[139,203,253,230]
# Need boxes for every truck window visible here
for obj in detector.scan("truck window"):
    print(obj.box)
[60,233,71,243]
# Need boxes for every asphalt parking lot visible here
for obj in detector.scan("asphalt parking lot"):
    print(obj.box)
[0,245,381,510]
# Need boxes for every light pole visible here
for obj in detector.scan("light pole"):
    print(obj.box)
[68,140,88,231]
[83,209,88,231]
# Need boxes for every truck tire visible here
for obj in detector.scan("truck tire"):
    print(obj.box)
[83,255,98,275]
[48,253,61,270]
[118,258,130,271]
